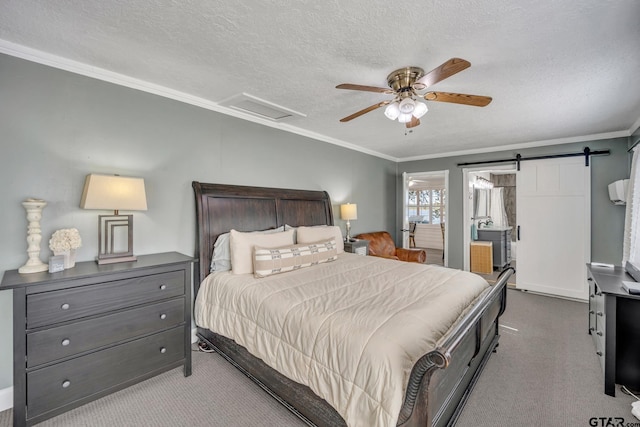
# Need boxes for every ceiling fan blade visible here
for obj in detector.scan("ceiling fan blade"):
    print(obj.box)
[424,91,492,107]
[336,83,394,94]
[406,117,420,128]
[339,101,389,122]
[417,58,471,88]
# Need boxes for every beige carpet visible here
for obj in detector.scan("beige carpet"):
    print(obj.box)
[1,289,636,426]
[456,289,635,426]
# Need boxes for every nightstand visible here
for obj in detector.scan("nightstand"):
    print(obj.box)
[0,252,193,427]
[344,239,369,256]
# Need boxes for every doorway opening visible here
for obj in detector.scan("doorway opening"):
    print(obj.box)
[462,166,517,285]
[402,171,449,266]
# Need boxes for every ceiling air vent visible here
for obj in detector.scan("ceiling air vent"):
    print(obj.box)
[218,93,306,122]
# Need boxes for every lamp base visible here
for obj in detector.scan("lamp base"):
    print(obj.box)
[96,254,137,265]
[96,214,137,265]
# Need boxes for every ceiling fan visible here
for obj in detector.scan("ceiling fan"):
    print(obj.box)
[336,58,492,129]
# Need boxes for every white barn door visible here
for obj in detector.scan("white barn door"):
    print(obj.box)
[516,157,590,300]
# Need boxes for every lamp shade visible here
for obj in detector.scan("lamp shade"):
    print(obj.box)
[413,101,428,118]
[340,203,358,221]
[80,174,147,211]
[399,97,415,114]
[397,113,413,123]
[384,102,400,120]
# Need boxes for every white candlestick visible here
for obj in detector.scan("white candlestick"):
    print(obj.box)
[18,198,49,274]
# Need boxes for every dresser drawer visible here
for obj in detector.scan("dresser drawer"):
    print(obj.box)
[27,270,184,328]
[27,326,184,418]
[594,331,606,372]
[27,298,185,367]
[594,290,606,332]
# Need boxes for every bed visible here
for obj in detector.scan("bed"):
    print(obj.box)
[192,181,513,427]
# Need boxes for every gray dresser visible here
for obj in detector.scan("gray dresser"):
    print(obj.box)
[477,227,512,269]
[1,252,193,427]
[587,263,640,396]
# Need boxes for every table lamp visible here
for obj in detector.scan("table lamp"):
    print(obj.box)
[340,203,358,241]
[80,174,147,264]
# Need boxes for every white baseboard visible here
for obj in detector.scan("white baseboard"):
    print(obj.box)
[0,386,12,411]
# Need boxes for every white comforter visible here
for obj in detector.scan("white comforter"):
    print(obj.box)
[194,253,489,427]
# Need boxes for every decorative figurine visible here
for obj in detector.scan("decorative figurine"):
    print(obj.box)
[18,198,49,274]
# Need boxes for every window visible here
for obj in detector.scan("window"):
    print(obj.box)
[408,189,446,224]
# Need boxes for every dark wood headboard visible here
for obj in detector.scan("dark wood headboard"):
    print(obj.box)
[192,182,334,290]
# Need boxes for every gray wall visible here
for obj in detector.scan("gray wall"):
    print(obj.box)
[0,54,397,391]
[398,138,631,269]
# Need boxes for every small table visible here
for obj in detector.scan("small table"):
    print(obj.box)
[344,239,369,256]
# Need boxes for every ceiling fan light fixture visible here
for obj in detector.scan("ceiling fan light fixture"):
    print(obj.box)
[384,102,400,120]
[413,101,428,119]
[399,97,416,114]
[397,113,413,123]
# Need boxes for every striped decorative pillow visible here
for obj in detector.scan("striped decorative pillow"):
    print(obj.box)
[253,239,338,278]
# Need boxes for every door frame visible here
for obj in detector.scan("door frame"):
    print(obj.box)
[402,170,449,267]
[462,165,517,272]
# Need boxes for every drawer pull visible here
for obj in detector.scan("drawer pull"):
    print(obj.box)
[62,380,71,388]
[160,347,167,354]
[159,284,167,290]
[160,313,167,320]
[61,303,70,310]
[597,311,604,317]
[589,327,594,332]
[61,339,70,346]
[596,351,603,357]
[589,294,595,298]
[589,310,595,315]
[597,331,603,336]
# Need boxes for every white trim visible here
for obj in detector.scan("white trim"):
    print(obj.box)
[1,40,635,164]
[402,172,409,248]
[401,170,449,266]
[462,164,517,272]
[631,116,640,137]
[0,40,397,162]
[191,327,198,344]
[0,386,12,411]
[399,131,629,162]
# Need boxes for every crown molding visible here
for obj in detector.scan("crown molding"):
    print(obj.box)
[0,40,398,162]
[0,40,635,165]
[397,130,630,162]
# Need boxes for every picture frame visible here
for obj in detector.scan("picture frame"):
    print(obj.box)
[48,255,65,273]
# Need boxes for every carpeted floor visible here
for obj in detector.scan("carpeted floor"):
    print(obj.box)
[456,289,636,427]
[0,289,636,426]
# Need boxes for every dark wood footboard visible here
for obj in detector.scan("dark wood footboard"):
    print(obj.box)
[399,267,513,427]
[197,268,513,427]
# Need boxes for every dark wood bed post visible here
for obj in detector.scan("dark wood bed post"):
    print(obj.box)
[191,181,513,427]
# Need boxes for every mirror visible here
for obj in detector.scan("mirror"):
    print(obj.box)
[474,188,490,218]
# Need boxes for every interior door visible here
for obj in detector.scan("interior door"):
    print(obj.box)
[516,157,590,300]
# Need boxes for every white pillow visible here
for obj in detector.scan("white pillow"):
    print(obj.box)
[296,225,344,254]
[253,239,338,278]
[210,226,284,272]
[229,229,295,274]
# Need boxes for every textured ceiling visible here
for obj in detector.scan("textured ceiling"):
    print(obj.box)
[1,0,639,160]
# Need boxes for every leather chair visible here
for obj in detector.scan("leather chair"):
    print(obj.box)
[354,231,426,263]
